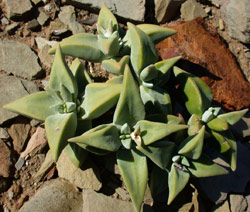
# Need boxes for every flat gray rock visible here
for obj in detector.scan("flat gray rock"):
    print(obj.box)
[64,0,146,22]
[0,40,42,79]
[57,149,102,190]
[4,0,33,21]
[82,189,153,212]
[180,0,207,21]
[0,76,39,125]
[19,178,83,212]
[198,142,250,203]
[59,6,85,34]
[220,0,250,44]
[82,190,134,212]
[155,0,185,23]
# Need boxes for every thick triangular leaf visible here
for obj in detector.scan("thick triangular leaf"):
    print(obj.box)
[102,55,130,75]
[137,24,176,44]
[178,126,205,160]
[81,82,122,119]
[173,66,212,118]
[218,109,248,125]
[187,114,202,136]
[3,91,59,121]
[127,23,158,76]
[207,117,229,131]
[69,124,121,152]
[113,65,145,126]
[49,46,78,101]
[168,163,190,205]
[136,120,188,145]
[70,58,92,98]
[98,31,120,57]
[106,75,123,84]
[192,76,212,111]
[117,149,148,212]
[45,112,77,160]
[97,3,118,35]
[188,155,228,177]
[139,65,158,82]
[137,140,175,169]
[64,143,88,168]
[154,56,181,87]
[219,130,237,171]
[140,85,172,115]
[49,33,104,62]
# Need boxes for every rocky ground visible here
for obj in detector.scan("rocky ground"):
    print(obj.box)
[0,0,250,211]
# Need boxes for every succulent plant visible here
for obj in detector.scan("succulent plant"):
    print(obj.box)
[3,3,248,212]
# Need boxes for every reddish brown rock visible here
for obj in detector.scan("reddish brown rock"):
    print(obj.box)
[0,139,13,177]
[8,117,31,153]
[157,17,250,111]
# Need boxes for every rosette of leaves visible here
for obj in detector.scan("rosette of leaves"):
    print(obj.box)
[69,65,188,212]
[3,46,92,166]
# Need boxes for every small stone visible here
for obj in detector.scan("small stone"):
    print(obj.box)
[52,29,70,36]
[220,0,250,43]
[1,17,10,25]
[6,22,19,34]
[82,190,135,212]
[59,6,85,34]
[30,119,40,127]
[245,51,250,59]
[154,0,185,23]
[37,10,49,26]
[7,117,31,153]
[48,20,68,36]
[81,14,98,26]
[0,40,42,80]
[211,1,220,8]
[44,4,52,12]
[180,0,207,21]
[63,0,146,22]
[57,149,102,190]
[38,44,54,69]
[4,0,33,21]
[0,128,10,140]
[27,19,40,31]
[205,7,211,14]
[41,80,49,90]
[229,194,248,212]
[35,37,58,49]
[0,139,13,178]
[19,179,83,212]
[219,19,224,31]
[115,188,130,201]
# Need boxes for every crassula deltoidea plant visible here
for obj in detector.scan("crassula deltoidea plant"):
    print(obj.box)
[3,3,248,212]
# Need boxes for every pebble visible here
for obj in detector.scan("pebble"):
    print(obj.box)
[6,23,19,34]
[0,128,10,140]
[37,10,49,26]
[1,17,10,25]
[211,1,220,8]
[219,19,224,31]
[27,20,40,31]
[44,4,52,12]
[245,51,250,59]
[205,7,211,14]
